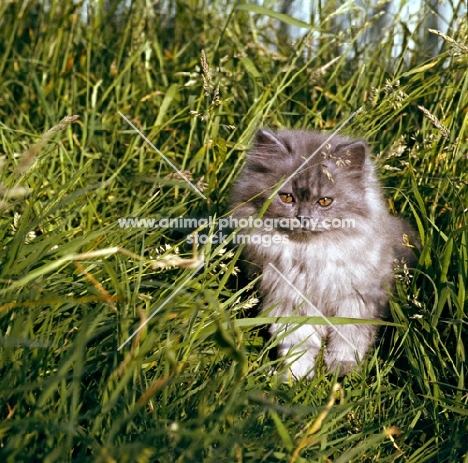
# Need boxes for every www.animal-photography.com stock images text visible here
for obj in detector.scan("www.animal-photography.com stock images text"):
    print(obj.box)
[1,1,467,462]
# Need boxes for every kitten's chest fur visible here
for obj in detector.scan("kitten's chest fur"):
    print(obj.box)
[229,128,417,378]
[248,231,392,318]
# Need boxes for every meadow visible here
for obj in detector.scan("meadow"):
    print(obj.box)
[0,0,467,461]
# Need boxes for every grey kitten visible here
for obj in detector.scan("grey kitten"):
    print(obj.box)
[229,129,417,379]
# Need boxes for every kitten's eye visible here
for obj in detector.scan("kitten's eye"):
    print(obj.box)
[279,193,295,203]
[318,197,333,207]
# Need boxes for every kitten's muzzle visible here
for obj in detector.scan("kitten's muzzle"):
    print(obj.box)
[296,216,312,230]
[294,216,327,232]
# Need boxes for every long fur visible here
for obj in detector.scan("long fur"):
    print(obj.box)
[229,129,417,379]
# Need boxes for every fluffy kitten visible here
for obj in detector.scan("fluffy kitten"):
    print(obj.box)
[229,129,417,379]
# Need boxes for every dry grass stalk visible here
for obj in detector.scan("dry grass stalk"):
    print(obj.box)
[14,114,80,175]
[417,105,450,139]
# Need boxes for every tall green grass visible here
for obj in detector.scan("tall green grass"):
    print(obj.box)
[0,1,467,461]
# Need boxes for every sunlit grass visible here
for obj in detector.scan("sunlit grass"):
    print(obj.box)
[0,1,467,462]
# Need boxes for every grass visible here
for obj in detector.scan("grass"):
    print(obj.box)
[0,0,467,461]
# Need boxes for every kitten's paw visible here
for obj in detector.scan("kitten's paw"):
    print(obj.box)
[281,351,316,380]
[324,351,359,377]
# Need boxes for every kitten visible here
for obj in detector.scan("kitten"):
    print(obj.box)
[229,129,417,379]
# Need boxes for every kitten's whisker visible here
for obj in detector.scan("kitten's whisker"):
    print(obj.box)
[268,109,360,199]
[268,262,357,352]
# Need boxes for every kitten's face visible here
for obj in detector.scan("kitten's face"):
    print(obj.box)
[231,129,375,237]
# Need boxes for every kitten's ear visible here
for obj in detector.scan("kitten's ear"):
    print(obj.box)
[252,129,290,156]
[335,140,367,168]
